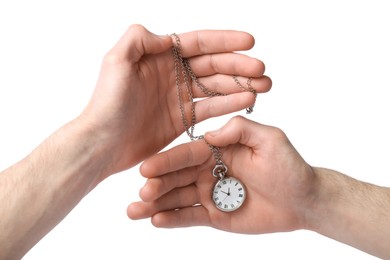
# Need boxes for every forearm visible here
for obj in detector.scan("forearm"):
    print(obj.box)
[0,118,110,259]
[307,167,390,259]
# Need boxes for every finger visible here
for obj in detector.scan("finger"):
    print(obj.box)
[108,24,172,63]
[188,53,265,78]
[127,185,199,220]
[175,30,255,57]
[139,166,200,202]
[204,116,281,149]
[151,205,211,228]
[140,140,210,178]
[194,92,256,123]
[192,75,272,98]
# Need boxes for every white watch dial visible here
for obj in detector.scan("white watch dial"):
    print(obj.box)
[212,176,246,212]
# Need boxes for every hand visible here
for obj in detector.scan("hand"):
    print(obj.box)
[78,25,272,181]
[127,116,315,234]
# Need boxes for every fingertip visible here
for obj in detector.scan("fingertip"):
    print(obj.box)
[204,124,227,146]
[139,162,147,177]
[249,33,256,48]
[126,202,141,220]
[238,31,255,50]
[259,75,272,93]
[138,179,156,202]
[159,34,173,46]
[126,23,147,34]
[205,128,221,138]
[154,34,173,53]
[130,24,171,49]
[115,24,173,62]
[246,58,265,76]
[151,213,165,228]
[151,212,176,228]
[223,31,255,52]
[139,161,153,178]
[138,185,148,201]
[205,115,246,146]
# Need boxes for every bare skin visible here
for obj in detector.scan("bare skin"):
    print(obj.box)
[0,25,272,259]
[128,116,390,259]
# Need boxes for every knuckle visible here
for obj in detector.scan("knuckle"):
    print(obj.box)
[103,51,121,65]
[127,24,147,36]
[228,115,246,127]
[270,126,287,141]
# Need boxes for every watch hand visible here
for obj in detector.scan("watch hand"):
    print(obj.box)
[222,194,229,202]
[220,190,229,195]
[228,187,230,196]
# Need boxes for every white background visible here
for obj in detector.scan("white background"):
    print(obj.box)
[1,0,389,259]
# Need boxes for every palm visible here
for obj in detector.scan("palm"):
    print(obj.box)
[116,51,184,166]
[195,143,311,234]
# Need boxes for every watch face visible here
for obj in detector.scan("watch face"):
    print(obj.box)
[212,176,246,212]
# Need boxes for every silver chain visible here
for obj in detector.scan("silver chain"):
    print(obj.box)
[172,33,201,140]
[171,33,257,176]
[233,76,257,114]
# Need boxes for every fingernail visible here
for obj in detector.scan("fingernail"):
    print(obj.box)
[207,129,221,137]
[158,34,170,40]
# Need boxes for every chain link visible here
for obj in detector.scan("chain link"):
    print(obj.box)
[233,75,257,114]
[183,58,226,97]
[199,135,223,164]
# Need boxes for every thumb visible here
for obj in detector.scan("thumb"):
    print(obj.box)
[110,24,172,63]
[205,116,264,149]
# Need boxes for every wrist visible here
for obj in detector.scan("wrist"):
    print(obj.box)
[303,167,359,234]
[303,167,339,233]
[77,106,141,175]
[303,167,390,258]
[63,116,115,185]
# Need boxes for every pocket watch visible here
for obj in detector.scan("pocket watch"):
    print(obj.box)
[211,164,246,212]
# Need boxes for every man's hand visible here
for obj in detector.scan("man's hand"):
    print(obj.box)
[128,116,313,233]
[128,116,390,259]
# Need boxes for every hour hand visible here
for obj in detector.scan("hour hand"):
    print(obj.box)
[220,190,229,195]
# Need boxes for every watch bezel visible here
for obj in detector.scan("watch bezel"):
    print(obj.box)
[212,176,246,212]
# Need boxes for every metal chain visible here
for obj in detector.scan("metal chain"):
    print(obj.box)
[201,135,227,180]
[233,75,257,114]
[183,59,225,97]
[171,33,258,174]
[172,33,198,140]
[201,136,223,164]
